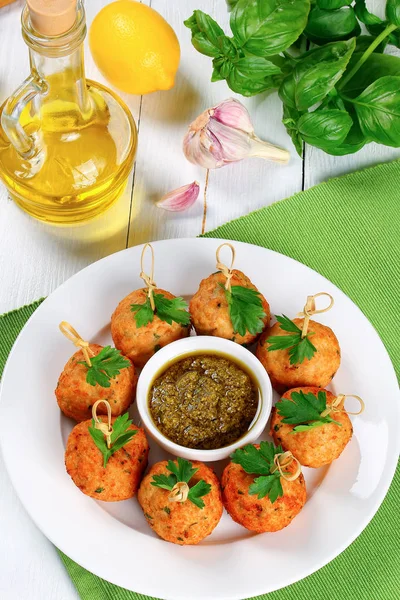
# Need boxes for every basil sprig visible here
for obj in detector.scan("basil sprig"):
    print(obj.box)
[185,0,400,155]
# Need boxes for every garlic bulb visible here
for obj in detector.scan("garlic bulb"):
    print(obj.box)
[156,181,200,212]
[183,98,290,169]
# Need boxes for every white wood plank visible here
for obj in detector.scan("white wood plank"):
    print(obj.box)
[128,0,303,244]
[0,0,143,314]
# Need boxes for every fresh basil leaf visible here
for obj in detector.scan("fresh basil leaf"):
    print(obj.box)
[226,0,240,10]
[324,115,368,155]
[184,10,236,58]
[226,56,282,96]
[297,108,353,151]
[317,0,352,8]
[342,52,400,98]
[385,29,400,49]
[279,39,356,111]
[355,35,388,54]
[349,4,400,48]
[282,105,304,157]
[387,0,400,27]
[349,76,400,147]
[211,63,225,82]
[354,0,383,26]
[305,6,361,44]
[230,0,311,57]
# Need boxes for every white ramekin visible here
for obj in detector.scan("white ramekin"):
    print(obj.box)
[136,336,272,462]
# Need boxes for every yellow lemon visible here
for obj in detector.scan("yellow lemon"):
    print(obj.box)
[89,0,180,95]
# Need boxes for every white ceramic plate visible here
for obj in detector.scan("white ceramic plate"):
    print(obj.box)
[0,238,399,600]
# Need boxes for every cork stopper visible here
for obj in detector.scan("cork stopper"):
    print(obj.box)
[27,0,77,36]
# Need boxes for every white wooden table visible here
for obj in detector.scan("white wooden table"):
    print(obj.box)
[0,1,399,598]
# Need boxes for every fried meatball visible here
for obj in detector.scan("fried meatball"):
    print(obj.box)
[256,318,340,392]
[138,460,223,545]
[56,344,137,422]
[189,270,270,345]
[271,387,353,468]
[111,288,190,368]
[222,450,306,533]
[65,416,149,501]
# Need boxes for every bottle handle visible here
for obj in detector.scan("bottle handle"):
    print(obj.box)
[1,73,44,157]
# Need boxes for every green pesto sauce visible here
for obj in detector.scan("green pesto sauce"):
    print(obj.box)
[149,353,259,450]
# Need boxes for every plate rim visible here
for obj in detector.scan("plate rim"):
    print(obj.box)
[1,237,399,600]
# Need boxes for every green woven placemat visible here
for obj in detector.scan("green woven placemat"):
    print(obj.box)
[1,158,399,599]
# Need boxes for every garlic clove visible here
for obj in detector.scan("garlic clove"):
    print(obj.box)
[207,118,251,163]
[156,181,200,212]
[211,98,254,134]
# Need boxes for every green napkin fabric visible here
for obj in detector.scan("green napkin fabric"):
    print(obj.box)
[1,158,399,600]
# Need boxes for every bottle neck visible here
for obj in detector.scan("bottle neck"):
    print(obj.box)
[22,0,91,120]
[29,43,91,116]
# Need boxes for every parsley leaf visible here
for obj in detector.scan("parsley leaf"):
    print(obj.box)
[275,315,302,333]
[222,284,266,336]
[78,346,131,388]
[151,473,177,491]
[231,441,285,504]
[277,390,342,433]
[155,295,191,326]
[188,480,212,509]
[231,443,273,475]
[167,457,198,483]
[131,293,190,328]
[88,412,137,468]
[150,457,211,509]
[266,314,317,365]
[131,296,154,327]
[249,475,283,503]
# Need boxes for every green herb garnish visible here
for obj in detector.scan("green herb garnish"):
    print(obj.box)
[78,346,131,388]
[185,1,400,156]
[231,442,285,503]
[221,284,266,336]
[131,293,190,328]
[88,412,137,468]
[151,457,211,509]
[277,390,342,432]
[267,315,317,365]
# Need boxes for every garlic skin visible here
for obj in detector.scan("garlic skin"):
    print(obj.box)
[156,181,200,212]
[183,98,290,169]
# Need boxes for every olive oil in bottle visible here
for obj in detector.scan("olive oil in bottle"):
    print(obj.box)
[0,0,137,224]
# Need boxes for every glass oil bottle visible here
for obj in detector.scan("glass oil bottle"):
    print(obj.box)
[0,0,137,224]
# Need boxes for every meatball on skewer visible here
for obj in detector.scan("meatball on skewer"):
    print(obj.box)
[138,457,223,545]
[56,321,137,422]
[111,244,190,368]
[257,293,340,392]
[190,243,270,345]
[271,387,364,468]
[222,442,306,533]
[65,399,149,501]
